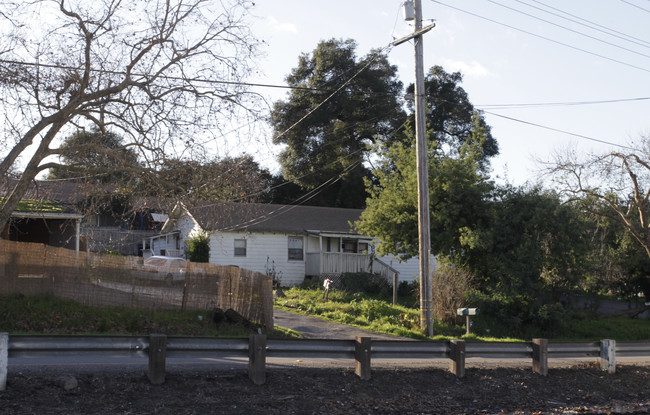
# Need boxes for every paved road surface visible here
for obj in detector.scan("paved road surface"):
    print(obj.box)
[272,308,412,340]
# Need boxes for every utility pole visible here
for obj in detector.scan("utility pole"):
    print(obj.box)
[392,0,434,337]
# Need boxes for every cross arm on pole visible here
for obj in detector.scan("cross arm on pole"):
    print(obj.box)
[391,23,436,47]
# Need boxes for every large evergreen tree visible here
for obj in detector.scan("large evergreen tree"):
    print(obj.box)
[48,128,139,183]
[405,66,498,168]
[270,38,406,208]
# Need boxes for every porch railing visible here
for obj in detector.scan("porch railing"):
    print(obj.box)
[306,253,399,282]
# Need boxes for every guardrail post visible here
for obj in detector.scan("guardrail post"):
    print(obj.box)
[355,336,371,380]
[600,339,616,374]
[532,338,548,376]
[0,333,7,391]
[249,334,267,385]
[147,334,167,385]
[449,339,465,378]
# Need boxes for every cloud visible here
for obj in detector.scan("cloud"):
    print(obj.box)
[267,16,298,34]
[441,59,491,79]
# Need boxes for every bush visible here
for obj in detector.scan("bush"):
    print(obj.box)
[338,272,390,296]
[466,290,568,338]
[432,261,475,325]
[185,232,210,263]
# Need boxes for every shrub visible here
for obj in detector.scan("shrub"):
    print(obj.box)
[338,272,391,296]
[185,232,210,263]
[466,290,569,338]
[432,261,475,325]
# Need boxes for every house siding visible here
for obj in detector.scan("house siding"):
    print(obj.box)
[209,231,307,286]
[380,253,436,284]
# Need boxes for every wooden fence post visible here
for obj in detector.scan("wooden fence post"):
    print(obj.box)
[532,338,548,376]
[147,334,167,385]
[0,333,7,391]
[355,336,372,380]
[600,339,616,374]
[249,334,267,385]
[449,339,466,378]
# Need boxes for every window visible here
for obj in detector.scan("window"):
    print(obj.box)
[359,242,369,254]
[234,239,247,257]
[288,236,303,260]
[342,239,357,253]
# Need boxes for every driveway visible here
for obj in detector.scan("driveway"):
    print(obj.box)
[272,308,412,340]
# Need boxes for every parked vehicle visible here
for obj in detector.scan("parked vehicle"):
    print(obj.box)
[143,256,186,285]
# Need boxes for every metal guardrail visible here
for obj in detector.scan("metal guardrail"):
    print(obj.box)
[1,333,649,388]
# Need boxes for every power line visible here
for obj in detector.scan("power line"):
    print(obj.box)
[429,0,650,73]
[476,96,650,109]
[519,0,650,49]
[0,58,330,93]
[620,0,650,14]
[483,111,641,151]
[486,0,650,59]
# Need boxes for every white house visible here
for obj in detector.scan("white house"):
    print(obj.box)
[152,202,431,286]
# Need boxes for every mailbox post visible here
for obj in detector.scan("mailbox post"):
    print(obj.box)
[457,308,478,335]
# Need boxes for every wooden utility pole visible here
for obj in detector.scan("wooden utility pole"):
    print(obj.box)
[392,1,435,336]
[414,0,433,337]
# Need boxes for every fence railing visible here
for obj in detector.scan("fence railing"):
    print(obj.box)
[2,333,648,389]
[305,253,400,283]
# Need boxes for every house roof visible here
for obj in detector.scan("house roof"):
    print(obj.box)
[181,202,363,235]
[0,177,169,212]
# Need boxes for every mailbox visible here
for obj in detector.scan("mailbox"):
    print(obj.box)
[456,307,478,316]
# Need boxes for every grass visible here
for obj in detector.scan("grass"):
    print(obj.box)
[561,315,650,341]
[0,294,299,339]
[275,286,650,342]
[275,287,464,341]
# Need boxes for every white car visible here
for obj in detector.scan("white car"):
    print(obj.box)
[143,256,186,284]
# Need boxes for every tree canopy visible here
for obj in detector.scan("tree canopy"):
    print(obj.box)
[357,118,493,261]
[47,128,139,183]
[405,66,498,168]
[547,136,650,301]
[547,137,650,260]
[0,0,262,231]
[148,155,274,205]
[270,38,406,208]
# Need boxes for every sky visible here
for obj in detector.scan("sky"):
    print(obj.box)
[243,0,650,187]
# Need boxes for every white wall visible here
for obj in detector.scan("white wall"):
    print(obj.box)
[209,231,307,286]
[378,253,437,284]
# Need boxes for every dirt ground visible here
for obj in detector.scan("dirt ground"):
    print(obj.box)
[2,364,649,414]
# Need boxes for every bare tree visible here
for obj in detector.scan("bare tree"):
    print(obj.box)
[0,0,263,231]
[546,136,650,259]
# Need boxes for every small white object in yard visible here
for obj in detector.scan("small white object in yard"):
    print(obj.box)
[198,315,203,321]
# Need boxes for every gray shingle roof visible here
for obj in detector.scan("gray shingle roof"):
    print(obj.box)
[185,202,362,234]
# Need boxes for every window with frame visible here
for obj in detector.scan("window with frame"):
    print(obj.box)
[234,239,247,257]
[358,242,369,254]
[342,239,357,253]
[288,236,304,260]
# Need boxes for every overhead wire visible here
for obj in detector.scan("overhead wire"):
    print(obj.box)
[486,0,650,59]
[429,0,650,73]
[483,111,641,151]
[620,0,650,14]
[476,96,650,109]
[516,0,650,49]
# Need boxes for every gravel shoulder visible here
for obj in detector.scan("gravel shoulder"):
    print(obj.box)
[2,364,649,414]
